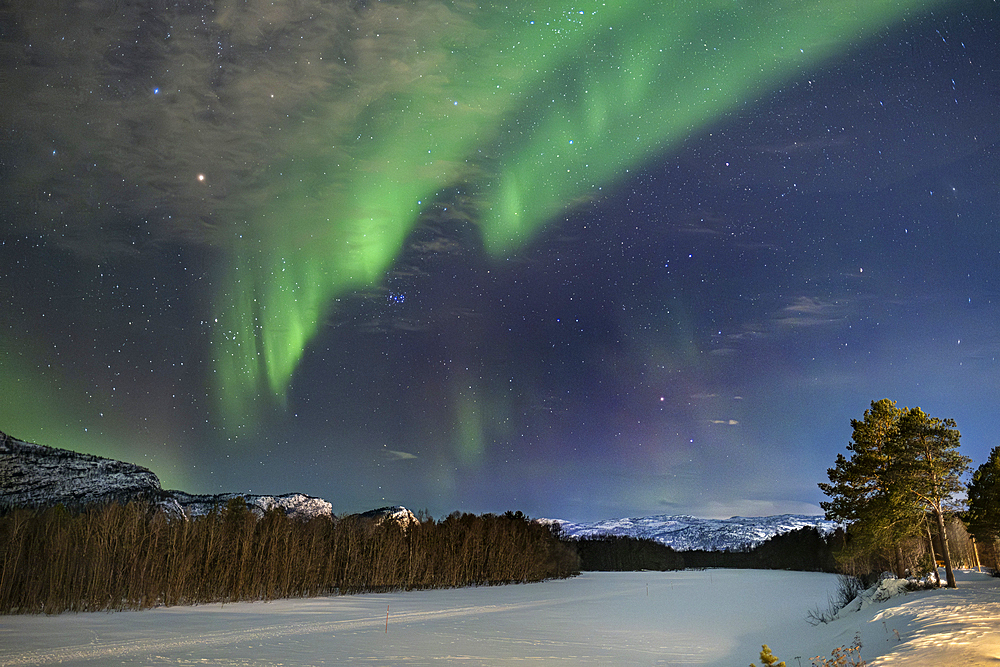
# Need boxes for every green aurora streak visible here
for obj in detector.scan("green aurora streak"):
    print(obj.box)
[212,0,942,430]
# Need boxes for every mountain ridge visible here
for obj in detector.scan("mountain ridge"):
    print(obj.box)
[549,513,841,552]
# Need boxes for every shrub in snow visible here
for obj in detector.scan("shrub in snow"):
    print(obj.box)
[751,644,785,667]
[810,634,866,666]
[806,574,864,625]
[753,637,867,667]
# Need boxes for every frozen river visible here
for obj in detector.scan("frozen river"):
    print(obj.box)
[2,570,995,665]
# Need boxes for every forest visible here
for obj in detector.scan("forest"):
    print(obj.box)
[0,500,578,614]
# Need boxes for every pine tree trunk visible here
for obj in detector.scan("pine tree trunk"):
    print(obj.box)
[925,522,939,587]
[894,543,906,579]
[934,507,957,588]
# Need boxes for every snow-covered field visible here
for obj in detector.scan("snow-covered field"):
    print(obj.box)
[0,569,996,666]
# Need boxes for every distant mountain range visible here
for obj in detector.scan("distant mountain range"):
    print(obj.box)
[2,429,835,551]
[549,514,841,552]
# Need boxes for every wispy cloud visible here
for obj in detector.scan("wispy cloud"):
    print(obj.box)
[774,296,847,327]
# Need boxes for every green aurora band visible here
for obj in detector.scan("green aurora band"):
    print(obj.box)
[211,0,942,430]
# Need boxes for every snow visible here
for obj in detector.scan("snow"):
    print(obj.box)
[1,569,996,666]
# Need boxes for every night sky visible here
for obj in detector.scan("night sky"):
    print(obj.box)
[2,0,998,522]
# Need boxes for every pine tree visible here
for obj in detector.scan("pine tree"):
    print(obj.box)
[819,399,921,576]
[967,446,1000,544]
[892,408,970,588]
[820,400,971,587]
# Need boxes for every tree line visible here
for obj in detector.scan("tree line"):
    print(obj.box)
[819,398,1000,587]
[0,500,579,614]
[574,528,839,572]
[574,534,685,571]
[575,520,983,576]
[678,526,841,572]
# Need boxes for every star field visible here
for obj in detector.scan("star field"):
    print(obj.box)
[1,1,998,521]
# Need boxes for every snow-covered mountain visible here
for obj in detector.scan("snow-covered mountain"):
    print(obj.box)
[551,513,841,552]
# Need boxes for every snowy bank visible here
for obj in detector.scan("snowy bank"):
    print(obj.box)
[814,569,1000,667]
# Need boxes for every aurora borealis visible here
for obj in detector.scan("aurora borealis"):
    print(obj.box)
[2,0,999,521]
[212,0,947,427]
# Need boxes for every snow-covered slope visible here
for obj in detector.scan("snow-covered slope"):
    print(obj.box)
[552,513,841,551]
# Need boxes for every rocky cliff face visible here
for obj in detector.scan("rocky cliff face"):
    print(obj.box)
[0,430,163,510]
[0,430,335,520]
